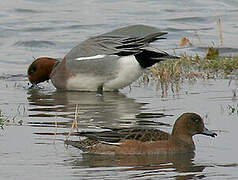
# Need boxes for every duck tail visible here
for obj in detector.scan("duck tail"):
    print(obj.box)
[135,47,179,68]
[65,139,95,152]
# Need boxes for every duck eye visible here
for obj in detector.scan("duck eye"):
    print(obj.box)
[192,118,200,123]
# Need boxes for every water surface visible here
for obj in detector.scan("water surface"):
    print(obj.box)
[0,0,238,179]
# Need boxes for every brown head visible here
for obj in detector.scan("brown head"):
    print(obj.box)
[27,57,59,85]
[172,113,217,139]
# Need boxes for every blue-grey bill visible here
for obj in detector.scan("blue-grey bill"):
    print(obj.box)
[201,128,217,137]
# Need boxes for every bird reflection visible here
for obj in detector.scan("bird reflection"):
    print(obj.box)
[67,152,205,179]
[27,90,146,127]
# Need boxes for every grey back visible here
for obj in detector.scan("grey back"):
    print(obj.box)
[65,25,167,60]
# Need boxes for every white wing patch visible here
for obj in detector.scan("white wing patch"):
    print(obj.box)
[101,141,121,146]
[75,55,106,61]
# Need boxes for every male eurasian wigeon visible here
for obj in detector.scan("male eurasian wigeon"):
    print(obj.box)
[27,25,178,92]
[65,113,217,155]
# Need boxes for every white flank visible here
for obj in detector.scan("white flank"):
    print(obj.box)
[104,55,143,90]
[75,55,106,61]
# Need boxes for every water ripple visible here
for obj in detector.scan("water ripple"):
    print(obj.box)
[14,40,56,48]
[167,16,219,23]
[14,8,42,14]
[21,27,54,32]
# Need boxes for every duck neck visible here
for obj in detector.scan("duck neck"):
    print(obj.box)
[168,135,195,154]
[171,129,195,149]
[46,58,59,76]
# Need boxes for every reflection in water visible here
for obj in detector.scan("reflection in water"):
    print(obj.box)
[27,90,142,122]
[67,152,205,179]
[27,90,171,129]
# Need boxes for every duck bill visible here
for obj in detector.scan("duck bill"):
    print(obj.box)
[29,83,40,90]
[201,127,217,137]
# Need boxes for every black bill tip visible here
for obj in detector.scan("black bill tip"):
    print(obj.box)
[201,128,217,138]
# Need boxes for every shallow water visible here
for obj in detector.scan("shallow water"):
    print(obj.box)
[0,0,238,179]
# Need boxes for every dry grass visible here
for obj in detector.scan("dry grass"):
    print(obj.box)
[217,18,223,46]
[66,104,79,140]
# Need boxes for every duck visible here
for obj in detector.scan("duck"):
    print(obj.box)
[65,113,217,155]
[27,25,178,92]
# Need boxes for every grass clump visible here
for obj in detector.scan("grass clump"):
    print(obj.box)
[227,104,238,115]
[0,109,23,129]
[145,47,238,94]
[150,48,238,84]
[0,110,9,129]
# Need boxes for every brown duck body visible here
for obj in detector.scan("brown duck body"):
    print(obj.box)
[65,113,217,155]
[87,137,193,155]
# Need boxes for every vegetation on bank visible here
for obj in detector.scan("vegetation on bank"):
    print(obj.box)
[144,19,238,88]
[142,46,238,113]
[145,47,238,85]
